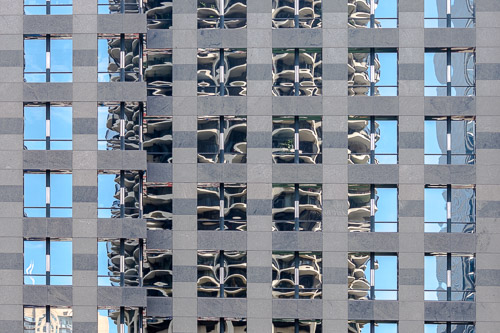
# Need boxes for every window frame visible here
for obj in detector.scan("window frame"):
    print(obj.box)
[424,0,475,28]
[97,307,144,333]
[97,170,144,218]
[98,238,144,287]
[424,322,475,332]
[98,34,144,83]
[23,306,73,333]
[272,319,323,332]
[348,320,399,333]
[197,317,247,332]
[271,0,322,29]
[98,102,144,151]
[97,0,144,14]
[348,0,398,28]
[24,0,72,15]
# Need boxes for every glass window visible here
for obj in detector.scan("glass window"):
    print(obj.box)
[23,306,73,333]
[425,117,475,164]
[348,253,398,300]
[348,0,398,28]
[98,171,142,218]
[272,319,322,332]
[197,250,247,297]
[425,0,475,28]
[348,49,398,96]
[272,116,322,164]
[197,183,247,231]
[98,239,142,287]
[98,102,143,151]
[144,49,173,96]
[97,307,142,333]
[425,48,475,96]
[24,171,72,218]
[24,239,72,285]
[145,0,173,29]
[425,322,475,333]
[348,321,398,333]
[425,253,475,301]
[143,250,173,297]
[272,184,322,231]
[24,0,72,15]
[144,316,173,332]
[24,103,72,150]
[143,182,173,229]
[198,0,247,29]
[198,116,247,163]
[272,0,322,28]
[348,185,398,232]
[98,34,143,82]
[272,252,322,299]
[197,48,247,96]
[98,0,141,14]
[143,116,172,163]
[24,35,72,82]
[198,318,247,332]
[272,49,322,96]
[425,185,475,233]
[348,116,398,164]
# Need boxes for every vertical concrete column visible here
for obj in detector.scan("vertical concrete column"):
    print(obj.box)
[171,0,198,331]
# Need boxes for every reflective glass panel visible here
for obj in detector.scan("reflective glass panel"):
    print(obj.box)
[348,116,371,164]
[224,116,247,163]
[98,36,121,82]
[144,316,173,333]
[224,183,247,230]
[197,183,220,230]
[143,251,173,296]
[98,173,120,218]
[223,251,247,297]
[451,118,475,162]
[374,187,397,232]
[24,106,46,150]
[424,254,448,300]
[373,119,397,164]
[197,250,220,297]
[97,309,119,333]
[23,307,45,333]
[123,171,141,218]
[50,39,72,74]
[24,39,46,75]
[272,49,295,96]
[374,0,398,28]
[298,49,322,96]
[24,240,46,285]
[272,252,296,298]
[144,50,173,96]
[298,184,322,231]
[451,186,475,224]
[143,183,173,229]
[146,0,173,29]
[424,118,447,164]
[451,51,475,92]
[98,240,120,286]
[98,104,120,150]
[348,253,371,300]
[272,117,295,163]
[197,49,220,96]
[451,254,475,301]
[24,173,46,217]
[50,106,73,149]
[272,319,322,333]
[424,52,447,96]
[198,117,220,163]
[298,116,322,164]
[122,103,142,150]
[297,252,322,299]
[124,308,142,332]
[50,240,72,285]
[50,173,72,217]
[143,117,173,163]
[223,49,247,96]
[425,187,447,224]
[272,184,295,231]
[373,255,397,300]
[348,50,370,96]
[348,184,371,232]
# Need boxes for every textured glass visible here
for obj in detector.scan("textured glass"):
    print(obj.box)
[24,241,46,285]
[143,117,173,163]
[143,184,173,229]
[348,253,371,300]
[298,184,322,231]
[272,184,295,230]
[146,0,173,29]
[143,251,173,297]
[144,50,173,96]
[223,116,247,163]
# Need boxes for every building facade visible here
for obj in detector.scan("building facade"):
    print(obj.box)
[1,0,499,332]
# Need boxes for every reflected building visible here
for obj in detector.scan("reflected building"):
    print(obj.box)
[24,307,73,333]
[347,253,373,300]
[347,117,379,164]
[197,0,247,29]
[271,0,321,28]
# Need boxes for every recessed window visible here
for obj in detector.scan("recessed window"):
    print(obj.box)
[143,116,173,163]
[424,48,475,96]
[272,252,322,299]
[197,250,247,297]
[24,0,72,15]
[198,318,247,332]
[197,0,247,29]
[98,34,143,82]
[143,182,173,229]
[197,48,247,96]
[348,116,398,164]
[425,116,475,164]
[273,319,322,332]
[348,49,398,96]
[197,183,247,231]
[24,35,72,82]
[98,171,143,218]
[24,103,72,150]
[198,116,247,163]
[425,185,475,233]
[272,48,322,96]
[348,321,398,333]
[23,306,73,333]
[98,102,143,151]
[144,49,173,96]
[272,0,321,28]
[425,253,475,301]
[348,0,398,28]
[424,0,475,28]
[348,253,398,300]
[24,171,72,218]
[24,239,72,285]
[348,185,398,232]
[425,322,475,332]
[97,307,143,333]
[272,116,322,164]
[145,0,173,29]
[272,184,322,231]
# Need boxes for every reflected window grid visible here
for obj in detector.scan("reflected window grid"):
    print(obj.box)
[348,116,398,164]
[24,34,73,83]
[272,251,323,299]
[272,0,322,28]
[424,116,475,165]
[98,102,144,151]
[424,322,475,333]
[98,170,143,218]
[23,306,73,333]
[424,48,475,96]
[424,253,476,301]
[424,0,475,28]
[143,182,173,229]
[272,319,322,332]
[197,317,247,332]
[197,250,247,298]
[348,253,398,300]
[197,0,247,29]
[348,320,398,333]
[198,116,247,164]
[98,239,144,287]
[98,34,144,83]
[144,49,173,96]
[24,238,73,286]
[24,103,73,151]
[97,307,144,333]
[348,48,398,96]
[272,48,322,96]
[24,0,72,15]
[348,184,398,233]
[348,0,398,28]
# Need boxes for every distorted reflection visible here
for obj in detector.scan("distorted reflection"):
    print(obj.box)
[424,48,475,96]
[98,102,142,151]
[23,307,73,333]
[197,48,247,96]
[97,308,142,333]
[145,0,173,29]
[272,49,322,96]
[348,185,398,232]
[98,171,142,218]
[424,0,475,28]
[144,316,173,332]
[272,117,322,164]
[197,183,247,231]
[272,0,322,28]
[143,116,173,163]
[197,0,247,29]
[348,0,398,28]
[272,252,322,299]
[348,321,398,333]
[272,184,322,231]
[197,250,247,297]
[198,116,247,163]
[425,253,475,301]
[348,253,397,300]
[272,319,322,332]
[424,322,475,333]
[143,250,173,296]
[97,239,142,287]
[98,0,141,14]
[98,34,143,82]
[348,49,397,96]
[144,49,173,96]
[197,318,247,332]
[143,183,173,229]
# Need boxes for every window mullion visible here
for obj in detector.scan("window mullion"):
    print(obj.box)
[219,116,225,163]
[447,185,452,233]
[45,305,51,332]
[447,117,451,164]
[294,49,299,96]
[120,240,125,287]
[446,0,451,28]
[46,171,50,217]
[294,252,299,299]
[120,171,125,218]
[370,0,375,28]
[46,35,51,82]
[220,183,225,231]
[46,0,51,15]
[370,185,375,232]
[46,103,51,150]
[219,0,225,29]
[120,307,125,333]
[220,317,225,333]
[447,49,452,96]
[46,239,50,285]
[370,253,375,299]
[447,253,452,301]
[220,251,225,298]
[370,117,375,164]
[370,50,375,96]
[294,116,299,163]
[294,184,299,231]
[219,49,225,96]
[120,34,125,82]
[294,0,299,28]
